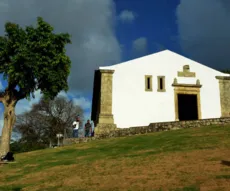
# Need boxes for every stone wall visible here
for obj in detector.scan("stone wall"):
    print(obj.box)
[63,137,96,145]
[64,117,230,145]
[216,76,230,117]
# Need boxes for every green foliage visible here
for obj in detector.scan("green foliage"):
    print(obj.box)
[10,141,46,153]
[0,17,71,100]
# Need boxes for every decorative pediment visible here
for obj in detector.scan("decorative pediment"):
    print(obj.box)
[172,78,202,88]
[177,65,196,77]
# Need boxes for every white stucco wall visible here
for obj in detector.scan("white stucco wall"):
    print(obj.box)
[99,50,230,128]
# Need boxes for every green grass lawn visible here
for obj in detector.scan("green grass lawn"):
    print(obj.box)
[1,125,230,191]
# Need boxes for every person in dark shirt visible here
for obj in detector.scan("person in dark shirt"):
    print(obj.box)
[1,152,14,162]
[84,120,92,137]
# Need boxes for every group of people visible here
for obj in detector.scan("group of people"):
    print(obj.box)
[72,115,94,138]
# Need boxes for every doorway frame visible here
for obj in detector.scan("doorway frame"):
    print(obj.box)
[173,84,202,121]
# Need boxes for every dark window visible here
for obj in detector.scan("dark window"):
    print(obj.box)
[159,78,163,90]
[147,77,150,89]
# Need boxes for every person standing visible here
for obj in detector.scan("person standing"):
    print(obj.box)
[84,120,92,137]
[72,115,80,138]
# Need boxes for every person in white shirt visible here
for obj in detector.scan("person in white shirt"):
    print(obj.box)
[72,116,80,138]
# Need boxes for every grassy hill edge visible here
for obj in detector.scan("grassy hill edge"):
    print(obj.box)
[1,125,230,191]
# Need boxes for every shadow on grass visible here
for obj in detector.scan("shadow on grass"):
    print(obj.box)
[221,160,230,167]
[171,185,200,191]
[0,186,23,191]
[216,174,230,179]
[153,185,200,191]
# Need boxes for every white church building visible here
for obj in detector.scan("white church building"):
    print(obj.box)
[91,50,230,131]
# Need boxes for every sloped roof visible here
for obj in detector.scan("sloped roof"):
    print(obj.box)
[99,49,230,76]
[100,49,169,69]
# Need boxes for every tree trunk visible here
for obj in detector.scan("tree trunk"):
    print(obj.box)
[0,100,16,156]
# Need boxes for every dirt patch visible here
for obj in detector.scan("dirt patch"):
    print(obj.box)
[83,148,230,190]
[19,164,80,184]
[24,164,39,168]
[191,132,225,137]
[133,149,157,154]
[75,144,92,149]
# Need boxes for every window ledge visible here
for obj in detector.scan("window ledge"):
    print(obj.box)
[157,89,166,92]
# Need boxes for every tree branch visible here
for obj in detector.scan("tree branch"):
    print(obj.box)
[7,80,18,91]
[0,91,5,102]
[16,88,27,101]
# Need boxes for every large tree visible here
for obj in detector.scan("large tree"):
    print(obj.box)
[14,96,83,149]
[0,17,71,156]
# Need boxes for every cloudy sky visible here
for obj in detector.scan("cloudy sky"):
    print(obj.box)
[0,0,230,134]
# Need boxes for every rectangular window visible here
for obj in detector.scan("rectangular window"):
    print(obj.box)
[147,77,151,89]
[145,75,152,91]
[157,76,166,92]
[160,78,163,90]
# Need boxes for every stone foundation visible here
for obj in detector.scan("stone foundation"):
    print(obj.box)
[63,137,96,145]
[94,123,117,134]
[64,117,230,145]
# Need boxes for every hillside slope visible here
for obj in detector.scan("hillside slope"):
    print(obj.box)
[1,125,230,191]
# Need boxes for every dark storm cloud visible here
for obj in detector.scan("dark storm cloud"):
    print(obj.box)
[0,0,121,93]
[176,0,230,69]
